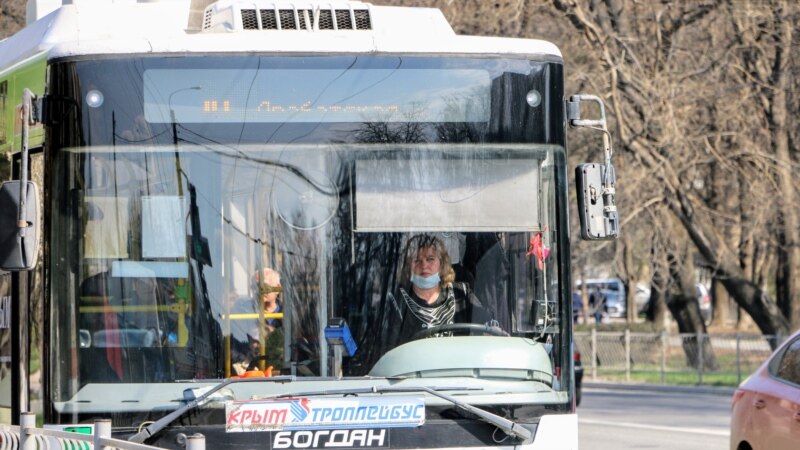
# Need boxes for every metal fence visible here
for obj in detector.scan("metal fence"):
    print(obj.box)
[574,330,784,386]
[0,412,205,450]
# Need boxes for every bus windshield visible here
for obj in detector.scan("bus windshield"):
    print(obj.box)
[46,55,571,426]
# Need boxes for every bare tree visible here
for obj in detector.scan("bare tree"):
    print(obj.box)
[546,0,793,339]
[727,0,800,329]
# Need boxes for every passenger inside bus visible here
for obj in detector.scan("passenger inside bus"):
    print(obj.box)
[376,234,493,355]
[230,268,284,375]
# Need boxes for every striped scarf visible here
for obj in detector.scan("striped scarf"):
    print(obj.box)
[399,286,456,333]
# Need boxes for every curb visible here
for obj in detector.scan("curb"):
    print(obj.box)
[584,381,736,397]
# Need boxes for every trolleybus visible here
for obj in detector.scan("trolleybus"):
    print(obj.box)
[0,1,619,448]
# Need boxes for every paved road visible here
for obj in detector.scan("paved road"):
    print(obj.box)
[578,386,731,449]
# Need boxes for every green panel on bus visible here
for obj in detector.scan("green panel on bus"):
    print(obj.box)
[0,52,47,156]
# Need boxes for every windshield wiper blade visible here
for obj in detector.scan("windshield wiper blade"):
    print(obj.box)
[274,385,531,442]
[128,376,295,443]
[390,386,532,442]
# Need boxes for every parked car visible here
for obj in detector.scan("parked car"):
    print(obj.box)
[730,329,800,450]
[577,278,627,319]
[574,350,584,407]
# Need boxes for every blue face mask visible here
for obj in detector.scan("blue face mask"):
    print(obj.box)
[411,273,441,289]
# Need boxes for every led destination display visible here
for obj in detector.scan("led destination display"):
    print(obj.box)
[144,68,491,123]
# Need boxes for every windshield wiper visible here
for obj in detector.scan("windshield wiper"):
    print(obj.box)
[272,385,532,442]
[128,376,295,443]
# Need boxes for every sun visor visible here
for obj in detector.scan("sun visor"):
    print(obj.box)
[355,155,541,232]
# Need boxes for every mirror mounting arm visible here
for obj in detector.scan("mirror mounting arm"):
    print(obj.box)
[567,94,613,165]
[18,89,36,238]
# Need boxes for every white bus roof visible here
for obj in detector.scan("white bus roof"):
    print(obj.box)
[1,0,562,70]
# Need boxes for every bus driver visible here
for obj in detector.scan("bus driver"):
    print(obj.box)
[378,235,493,353]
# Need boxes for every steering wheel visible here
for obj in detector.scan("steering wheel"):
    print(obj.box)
[411,323,510,340]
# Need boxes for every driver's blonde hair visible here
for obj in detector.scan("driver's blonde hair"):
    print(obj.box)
[399,234,455,288]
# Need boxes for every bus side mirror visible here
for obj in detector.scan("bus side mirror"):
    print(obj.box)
[576,163,619,240]
[567,94,620,240]
[0,181,40,271]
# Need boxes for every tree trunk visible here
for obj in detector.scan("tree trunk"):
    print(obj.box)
[710,277,729,327]
[646,244,669,330]
[705,136,737,329]
[665,236,719,371]
[646,219,670,329]
[620,237,637,323]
